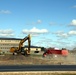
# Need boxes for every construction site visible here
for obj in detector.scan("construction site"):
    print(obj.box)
[0,34,76,65]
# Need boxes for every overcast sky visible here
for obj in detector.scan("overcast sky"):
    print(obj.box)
[0,0,76,50]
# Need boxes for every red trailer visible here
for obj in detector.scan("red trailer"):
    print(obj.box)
[43,48,68,57]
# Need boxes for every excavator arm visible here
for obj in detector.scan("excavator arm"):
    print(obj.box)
[18,34,30,50]
[18,34,31,54]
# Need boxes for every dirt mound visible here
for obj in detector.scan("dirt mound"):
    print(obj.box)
[0,54,30,60]
[5,55,27,60]
[0,54,54,65]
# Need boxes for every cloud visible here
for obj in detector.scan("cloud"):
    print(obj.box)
[57,33,68,38]
[53,29,76,38]
[37,20,42,24]
[68,30,76,35]
[55,40,69,45]
[26,20,42,25]
[53,31,69,38]
[34,37,69,49]
[72,5,76,8]
[69,19,76,26]
[22,27,48,36]
[33,38,53,47]
[0,29,14,37]
[0,10,11,14]
[31,35,74,49]
[0,34,14,37]
[53,31,64,34]
[49,22,65,26]
[0,29,13,34]
[49,22,56,25]
[53,30,76,39]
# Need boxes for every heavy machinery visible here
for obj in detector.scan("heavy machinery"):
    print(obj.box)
[43,48,68,57]
[10,34,31,55]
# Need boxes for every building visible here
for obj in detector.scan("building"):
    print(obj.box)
[0,38,42,54]
[24,45,41,52]
[0,38,22,53]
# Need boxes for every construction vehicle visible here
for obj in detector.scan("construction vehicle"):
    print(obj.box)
[10,34,31,55]
[43,48,68,57]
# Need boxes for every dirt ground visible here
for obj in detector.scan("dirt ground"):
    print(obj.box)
[0,52,76,65]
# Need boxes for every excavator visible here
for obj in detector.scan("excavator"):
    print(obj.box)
[10,34,31,55]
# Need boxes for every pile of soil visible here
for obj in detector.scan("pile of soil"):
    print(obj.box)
[0,54,61,65]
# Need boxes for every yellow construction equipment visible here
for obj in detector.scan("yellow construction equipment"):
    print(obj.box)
[10,34,31,55]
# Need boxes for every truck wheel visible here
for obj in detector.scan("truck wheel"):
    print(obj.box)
[13,52,17,55]
[13,53,14,55]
